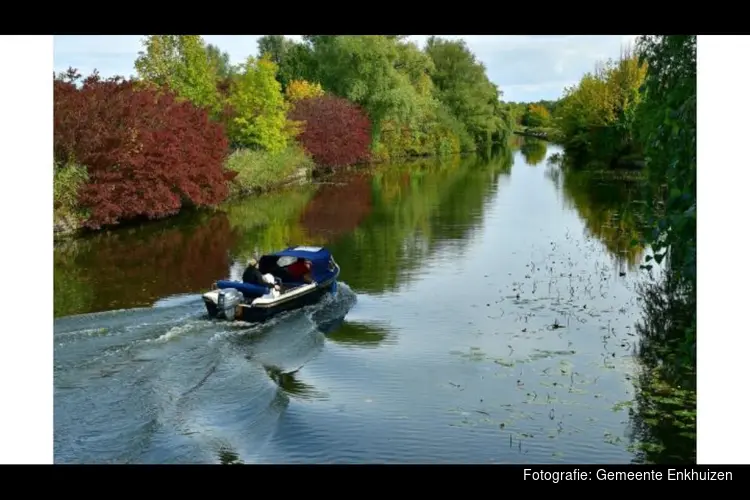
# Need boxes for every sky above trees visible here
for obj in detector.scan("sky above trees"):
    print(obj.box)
[53,35,636,103]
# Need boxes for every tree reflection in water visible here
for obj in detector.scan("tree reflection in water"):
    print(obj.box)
[300,172,374,242]
[628,270,696,464]
[264,366,327,401]
[54,211,238,317]
[520,137,548,166]
[541,151,696,464]
[552,164,649,272]
[217,447,243,464]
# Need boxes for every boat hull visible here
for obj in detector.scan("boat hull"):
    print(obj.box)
[239,278,337,322]
[203,265,339,323]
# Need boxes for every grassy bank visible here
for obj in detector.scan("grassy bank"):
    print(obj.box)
[53,162,89,237]
[224,145,314,196]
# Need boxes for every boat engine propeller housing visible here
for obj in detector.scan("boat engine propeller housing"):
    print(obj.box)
[217,288,243,321]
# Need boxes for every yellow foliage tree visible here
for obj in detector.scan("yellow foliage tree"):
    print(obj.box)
[605,51,648,121]
[285,79,325,102]
[554,50,647,162]
[557,52,646,135]
[226,55,296,153]
[525,104,551,128]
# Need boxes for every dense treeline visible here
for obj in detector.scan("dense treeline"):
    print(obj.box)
[554,46,648,169]
[506,100,557,129]
[258,35,513,158]
[53,35,514,234]
[502,100,560,142]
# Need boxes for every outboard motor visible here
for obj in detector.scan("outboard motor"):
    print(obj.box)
[217,288,244,321]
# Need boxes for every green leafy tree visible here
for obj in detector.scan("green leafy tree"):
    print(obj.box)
[134,35,221,116]
[376,40,446,158]
[206,43,235,79]
[507,102,528,127]
[257,35,317,90]
[257,35,295,66]
[304,36,432,157]
[628,36,697,465]
[635,36,696,286]
[554,51,647,166]
[310,36,414,126]
[424,37,507,151]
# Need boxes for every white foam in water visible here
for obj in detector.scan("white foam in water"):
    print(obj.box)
[55,326,109,338]
[145,322,198,343]
[152,293,203,309]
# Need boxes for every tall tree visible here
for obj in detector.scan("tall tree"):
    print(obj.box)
[257,35,314,90]
[635,35,696,284]
[206,43,235,79]
[424,36,506,149]
[307,36,426,143]
[224,55,294,153]
[134,35,221,116]
[257,36,291,64]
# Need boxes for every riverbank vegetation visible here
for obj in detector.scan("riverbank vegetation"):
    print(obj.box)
[501,36,696,462]
[506,100,561,141]
[554,46,648,170]
[51,34,699,463]
[550,36,696,347]
[53,35,514,235]
[629,35,696,464]
[540,35,696,463]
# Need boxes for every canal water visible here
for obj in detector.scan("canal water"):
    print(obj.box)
[54,139,675,464]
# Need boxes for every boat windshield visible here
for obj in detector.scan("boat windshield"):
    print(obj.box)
[277,256,296,267]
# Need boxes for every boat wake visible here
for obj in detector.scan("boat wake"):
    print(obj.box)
[53,282,358,464]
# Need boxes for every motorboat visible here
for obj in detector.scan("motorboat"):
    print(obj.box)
[202,246,341,323]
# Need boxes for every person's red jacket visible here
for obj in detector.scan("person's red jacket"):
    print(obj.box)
[286,260,309,279]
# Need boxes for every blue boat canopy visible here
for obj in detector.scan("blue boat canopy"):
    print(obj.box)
[268,246,331,262]
[255,245,337,284]
[214,245,338,296]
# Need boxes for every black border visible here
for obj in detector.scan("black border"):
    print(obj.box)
[4,463,748,483]
[0,11,738,35]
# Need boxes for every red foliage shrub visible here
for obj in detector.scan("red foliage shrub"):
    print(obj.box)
[54,69,231,229]
[289,95,372,168]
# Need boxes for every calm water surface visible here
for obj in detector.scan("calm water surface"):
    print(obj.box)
[54,139,663,464]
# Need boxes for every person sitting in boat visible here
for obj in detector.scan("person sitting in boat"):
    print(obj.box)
[242,258,280,291]
[285,258,314,284]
